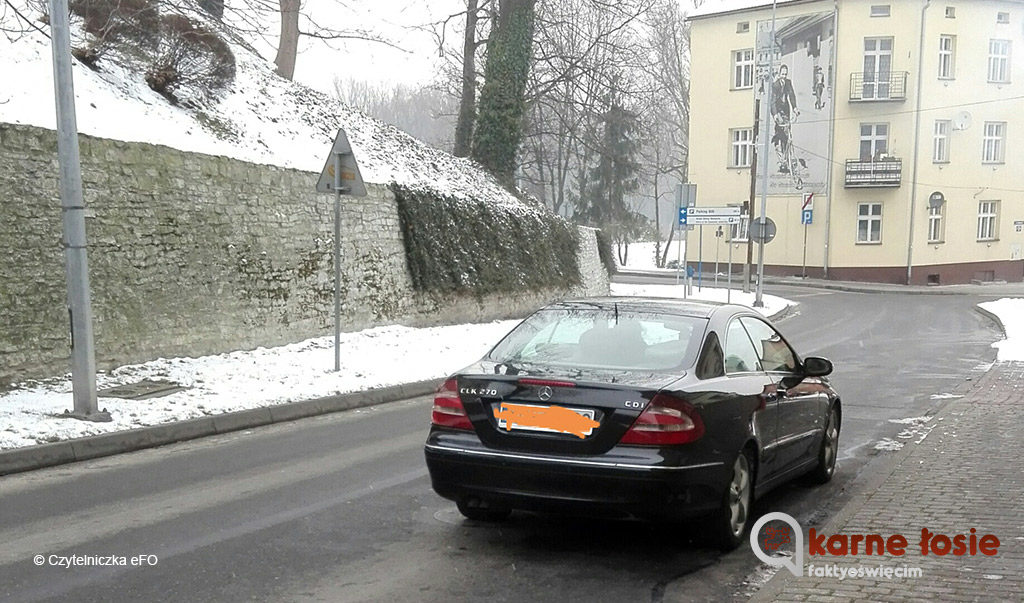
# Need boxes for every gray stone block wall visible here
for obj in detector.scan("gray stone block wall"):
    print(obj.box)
[0,123,609,384]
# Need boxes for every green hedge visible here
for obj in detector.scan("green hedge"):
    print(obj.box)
[392,184,581,295]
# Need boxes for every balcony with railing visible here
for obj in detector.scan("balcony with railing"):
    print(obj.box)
[849,71,909,102]
[845,158,902,187]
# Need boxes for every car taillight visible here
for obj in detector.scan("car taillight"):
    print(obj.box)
[431,378,473,431]
[620,393,704,445]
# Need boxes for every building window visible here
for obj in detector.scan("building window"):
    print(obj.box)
[933,120,951,162]
[982,121,1006,163]
[928,204,944,243]
[862,37,894,99]
[977,201,998,240]
[988,39,1011,83]
[733,49,754,88]
[737,21,750,33]
[997,12,1010,24]
[857,203,882,243]
[729,128,753,167]
[938,35,955,79]
[860,123,889,160]
[870,5,891,17]
[945,6,955,18]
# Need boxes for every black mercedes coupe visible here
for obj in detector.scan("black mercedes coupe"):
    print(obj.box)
[424,297,840,549]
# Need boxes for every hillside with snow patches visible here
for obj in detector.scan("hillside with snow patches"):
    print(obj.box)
[0,2,537,215]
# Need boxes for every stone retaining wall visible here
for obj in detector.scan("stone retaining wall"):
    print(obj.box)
[0,123,608,383]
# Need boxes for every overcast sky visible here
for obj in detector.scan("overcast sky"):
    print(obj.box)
[283,0,769,93]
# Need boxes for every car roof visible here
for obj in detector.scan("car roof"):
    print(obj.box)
[550,296,751,319]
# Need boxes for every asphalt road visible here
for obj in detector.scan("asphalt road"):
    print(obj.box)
[0,280,1004,602]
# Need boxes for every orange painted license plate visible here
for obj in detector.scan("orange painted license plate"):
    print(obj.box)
[494,402,599,439]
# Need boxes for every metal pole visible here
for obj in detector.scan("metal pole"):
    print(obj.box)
[802,222,808,278]
[49,0,105,421]
[698,225,703,291]
[754,0,778,309]
[675,184,683,286]
[715,228,720,286]
[728,239,733,303]
[333,153,342,372]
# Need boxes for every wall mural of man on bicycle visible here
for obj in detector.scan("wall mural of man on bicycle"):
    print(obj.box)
[755,11,835,196]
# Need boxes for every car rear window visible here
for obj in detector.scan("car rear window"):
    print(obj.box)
[488,308,707,371]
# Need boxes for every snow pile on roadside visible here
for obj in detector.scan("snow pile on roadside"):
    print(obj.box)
[0,321,519,449]
[0,286,795,450]
[609,282,794,318]
[977,298,1024,361]
[0,5,538,216]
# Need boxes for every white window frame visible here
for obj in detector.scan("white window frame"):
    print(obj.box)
[988,39,1011,83]
[977,201,998,241]
[870,5,890,17]
[860,123,889,161]
[982,121,1006,163]
[938,35,955,79]
[733,49,754,89]
[729,127,753,168]
[737,21,750,33]
[997,12,1010,24]
[857,203,883,244]
[927,204,944,243]
[933,119,951,163]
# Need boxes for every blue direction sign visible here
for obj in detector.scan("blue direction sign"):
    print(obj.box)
[802,209,813,225]
[679,207,688,225]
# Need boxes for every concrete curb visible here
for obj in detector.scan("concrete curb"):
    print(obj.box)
[0,379,440,477]
[974,304,1007,339]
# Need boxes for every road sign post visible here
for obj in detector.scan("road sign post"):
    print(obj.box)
[801,193,814,278]
[316,129,367,372]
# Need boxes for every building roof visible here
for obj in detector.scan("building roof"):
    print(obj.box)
[687,0,820,21]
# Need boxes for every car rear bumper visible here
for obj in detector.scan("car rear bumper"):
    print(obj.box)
[424,433,728,518]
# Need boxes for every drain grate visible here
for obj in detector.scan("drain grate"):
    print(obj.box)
[98,379,188,400]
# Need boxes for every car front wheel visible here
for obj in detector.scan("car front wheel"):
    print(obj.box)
[807,405,839,484]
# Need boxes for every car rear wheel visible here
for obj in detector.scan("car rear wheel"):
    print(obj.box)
[807,405,839,484]
[456,498,512,522]
[709,450,753,551]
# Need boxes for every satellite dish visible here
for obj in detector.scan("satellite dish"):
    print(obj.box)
[953,111,973,131]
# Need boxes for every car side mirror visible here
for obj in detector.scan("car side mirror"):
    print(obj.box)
[802,356,833,377]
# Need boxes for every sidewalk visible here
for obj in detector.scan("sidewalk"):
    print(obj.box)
[750,362,1024,602]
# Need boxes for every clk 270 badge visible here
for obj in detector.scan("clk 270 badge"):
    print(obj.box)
[459,387,498,396]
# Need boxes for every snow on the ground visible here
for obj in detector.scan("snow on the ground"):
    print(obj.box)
[0,287,795,450]
[614,240,685,272]
[874,438,904,452]
[977,298,1024,361]
[0,3,539,217]
[610,283,794,318]
[0,321,518,449]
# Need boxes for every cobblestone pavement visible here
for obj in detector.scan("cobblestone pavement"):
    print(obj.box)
[750,363,1024,602]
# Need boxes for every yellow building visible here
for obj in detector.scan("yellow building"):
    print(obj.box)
[686,0,1024,284]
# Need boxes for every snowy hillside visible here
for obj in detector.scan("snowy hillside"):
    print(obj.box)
[0,2,537,214]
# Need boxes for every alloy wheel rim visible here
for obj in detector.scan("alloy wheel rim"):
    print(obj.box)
[728,454,751,536]
[823,410,838,474]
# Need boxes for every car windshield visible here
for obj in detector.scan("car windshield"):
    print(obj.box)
[488,307,707,372]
